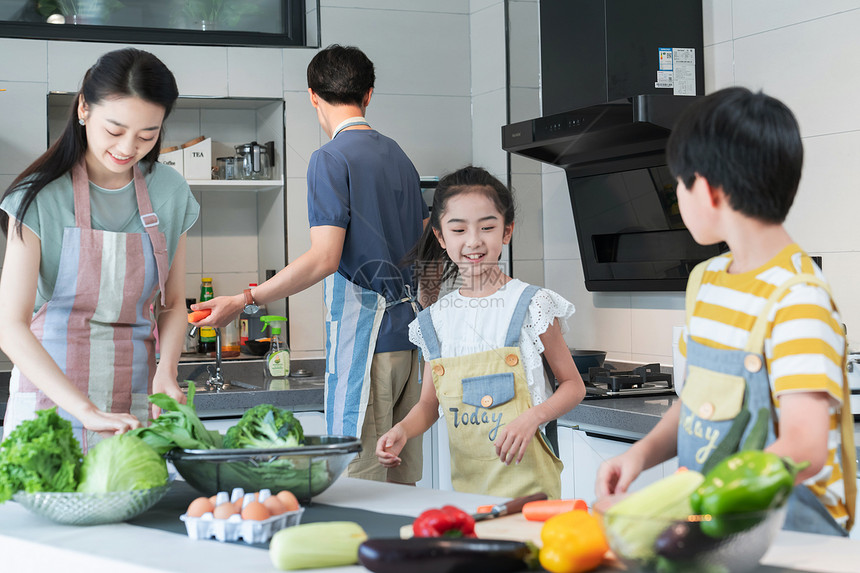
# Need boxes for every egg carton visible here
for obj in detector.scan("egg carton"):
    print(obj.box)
[180,507,304,544]
[180,488,304,544]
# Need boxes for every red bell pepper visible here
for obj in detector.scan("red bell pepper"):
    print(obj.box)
[413,505,477,538]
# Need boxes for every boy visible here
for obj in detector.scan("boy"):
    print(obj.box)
[595,87,856,536]
[195,45,428,484]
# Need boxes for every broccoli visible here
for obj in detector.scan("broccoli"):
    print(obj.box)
[223,404,305,449]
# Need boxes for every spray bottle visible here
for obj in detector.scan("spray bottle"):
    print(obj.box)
[259,315,289,378]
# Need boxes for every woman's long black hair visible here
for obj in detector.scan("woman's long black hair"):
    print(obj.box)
[1,48,179,238]
[412,165,516,290]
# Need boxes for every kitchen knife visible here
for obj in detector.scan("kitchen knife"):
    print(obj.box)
[471,492,547,522]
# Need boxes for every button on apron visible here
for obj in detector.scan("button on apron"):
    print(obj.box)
[744,354,763,373]
[433,364,445,376]
[505,354,519,367]
[480,395,493,407]
[698,402,715,419]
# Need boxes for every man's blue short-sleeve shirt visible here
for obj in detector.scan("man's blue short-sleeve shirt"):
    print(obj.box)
[307,129,428,353]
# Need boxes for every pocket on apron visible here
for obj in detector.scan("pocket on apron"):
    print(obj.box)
[680,365,746,421]
[445,373,519,461]
[462,373,515,409]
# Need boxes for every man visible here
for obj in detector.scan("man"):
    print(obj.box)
[195,45,428,485]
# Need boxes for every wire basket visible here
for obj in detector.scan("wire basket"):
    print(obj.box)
[12,484,171,526]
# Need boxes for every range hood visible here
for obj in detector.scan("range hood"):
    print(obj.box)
[502,94,701,177]
[502,0,720,292]
[503,0,705,175]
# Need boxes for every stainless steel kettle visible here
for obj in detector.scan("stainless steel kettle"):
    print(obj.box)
[234,141,274,180]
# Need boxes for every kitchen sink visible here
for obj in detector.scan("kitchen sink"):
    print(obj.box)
[177,379,264,393]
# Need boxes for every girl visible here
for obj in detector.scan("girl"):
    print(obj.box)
[0,48,198,450]
[376,166,586,498]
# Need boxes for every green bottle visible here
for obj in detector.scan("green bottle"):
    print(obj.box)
[259,315,289,378]
[198,278,216,353]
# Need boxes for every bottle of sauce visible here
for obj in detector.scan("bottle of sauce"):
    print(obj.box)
[198,278,216,354]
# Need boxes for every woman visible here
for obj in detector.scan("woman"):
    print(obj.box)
[0,48,198,450]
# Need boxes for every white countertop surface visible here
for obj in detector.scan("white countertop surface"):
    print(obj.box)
[1,477,859,573]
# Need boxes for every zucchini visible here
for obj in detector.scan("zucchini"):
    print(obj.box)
[701,405,750,475]
[741,407,770,451]
[357,538,536,573]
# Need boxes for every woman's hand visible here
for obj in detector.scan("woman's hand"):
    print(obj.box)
[151,373,186,419]
[78,406,142,438]
[376,426,408,468]
[494,409,540,465]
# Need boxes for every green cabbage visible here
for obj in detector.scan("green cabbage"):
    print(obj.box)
[77,434,168,493]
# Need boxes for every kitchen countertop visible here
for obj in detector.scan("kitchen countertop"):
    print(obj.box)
[176,357,326,418]
[0,476,857,573]
[558,393,678,439]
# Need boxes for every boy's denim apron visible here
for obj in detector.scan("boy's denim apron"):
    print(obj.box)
[417,284,563,499]
[678,261,857,536]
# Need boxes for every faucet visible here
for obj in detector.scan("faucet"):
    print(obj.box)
[188,326,226,391]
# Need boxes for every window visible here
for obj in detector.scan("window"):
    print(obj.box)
[0,0,315,47]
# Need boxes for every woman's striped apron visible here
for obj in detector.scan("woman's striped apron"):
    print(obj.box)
[3,162,169,451]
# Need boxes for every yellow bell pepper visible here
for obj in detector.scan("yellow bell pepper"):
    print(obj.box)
[539,509,609,573]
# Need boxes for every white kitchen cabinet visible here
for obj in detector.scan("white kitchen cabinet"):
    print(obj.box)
[557,425,670,504]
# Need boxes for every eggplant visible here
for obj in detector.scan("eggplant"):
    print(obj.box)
[357,537,537,573]
[654,520,723,560]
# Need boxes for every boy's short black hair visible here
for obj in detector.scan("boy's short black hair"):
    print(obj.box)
[666,87,803,224]
[307,44,375,106]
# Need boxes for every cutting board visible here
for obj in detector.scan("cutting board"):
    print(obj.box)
[400,513,544,546]
[400,514,626,570]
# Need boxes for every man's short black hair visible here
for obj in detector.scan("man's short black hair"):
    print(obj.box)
[666,87,803,224]
[307,44,375,107]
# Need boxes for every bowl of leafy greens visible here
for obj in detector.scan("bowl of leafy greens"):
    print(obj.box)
[146,400,360,502]
[1,409,172,525]
[167,435,361,502]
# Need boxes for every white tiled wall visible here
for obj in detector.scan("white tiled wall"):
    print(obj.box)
[0,0,474,367]
[540,0,860,362]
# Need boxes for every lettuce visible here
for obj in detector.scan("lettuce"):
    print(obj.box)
[0,407,83,503]
[77,434,168,493]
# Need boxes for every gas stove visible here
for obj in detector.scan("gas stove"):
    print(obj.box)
[583,363,675,398]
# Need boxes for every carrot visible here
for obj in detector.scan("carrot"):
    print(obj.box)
[522,499,588,521]
[187,309,212,323]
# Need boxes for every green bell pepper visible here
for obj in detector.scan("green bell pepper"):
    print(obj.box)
[690,450,808,538]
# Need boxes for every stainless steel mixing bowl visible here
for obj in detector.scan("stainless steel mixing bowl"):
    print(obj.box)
[167,435,361,502]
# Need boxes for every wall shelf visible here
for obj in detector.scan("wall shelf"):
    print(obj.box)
[188,179,284,192]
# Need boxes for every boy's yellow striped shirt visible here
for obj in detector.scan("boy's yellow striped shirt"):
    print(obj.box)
[680,244,849,526]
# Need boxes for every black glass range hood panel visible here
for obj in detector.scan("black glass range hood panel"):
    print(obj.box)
[501,96,727,293]
[502,95,700,174]
[567,161,728,292]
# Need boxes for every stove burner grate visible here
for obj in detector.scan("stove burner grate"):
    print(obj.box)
[584,363,674,397]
